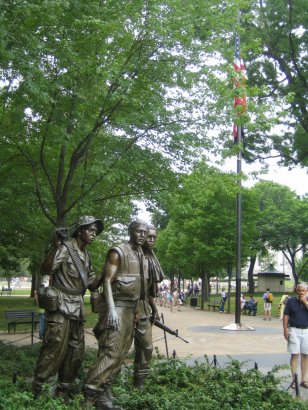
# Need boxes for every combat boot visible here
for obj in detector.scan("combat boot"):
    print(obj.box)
[133,377,145,391]
[95,389,122,410]
[55,382,74,403]
[104,381,115,401]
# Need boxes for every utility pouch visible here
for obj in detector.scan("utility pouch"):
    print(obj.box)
[90,290,103,313]
[38,286,59,312]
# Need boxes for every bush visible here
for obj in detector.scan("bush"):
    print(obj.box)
[0,342,306,410]
[113,358,306,410]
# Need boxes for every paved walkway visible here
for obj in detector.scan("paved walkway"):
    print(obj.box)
[1,304,307,400]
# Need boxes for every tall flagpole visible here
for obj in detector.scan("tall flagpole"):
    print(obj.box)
[235,10,242,325]
[222,10,254,332]
[235,123,242,325]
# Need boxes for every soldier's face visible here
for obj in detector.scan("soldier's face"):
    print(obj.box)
[130,224,148,246]
[80,223,98,245]
[145,229,157,249]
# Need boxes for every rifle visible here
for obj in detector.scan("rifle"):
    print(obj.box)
[152,318,189,344]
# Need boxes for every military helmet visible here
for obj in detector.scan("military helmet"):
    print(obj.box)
[71,215,104,236]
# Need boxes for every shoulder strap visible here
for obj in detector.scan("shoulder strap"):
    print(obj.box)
[62,241,89,290]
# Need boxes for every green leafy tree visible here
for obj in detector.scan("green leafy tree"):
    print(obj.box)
[0,0,243,230]
[242,0,308,166]
[0,0,252,278]
[254,181,308,285]
[156,163,259,309]
[0,244,21,287]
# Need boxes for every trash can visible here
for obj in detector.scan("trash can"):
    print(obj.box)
[190,297,198,307]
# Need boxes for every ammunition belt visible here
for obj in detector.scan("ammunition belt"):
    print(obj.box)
[55,284,84,296]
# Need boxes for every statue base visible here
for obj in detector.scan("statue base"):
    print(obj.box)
[221,322,255,331]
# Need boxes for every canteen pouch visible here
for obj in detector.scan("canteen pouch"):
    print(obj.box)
[90,290,103,313]
[38,286,59,312]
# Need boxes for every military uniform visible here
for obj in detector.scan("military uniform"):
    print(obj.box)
[85,241,148,408]
[34,216,103,399]
[133,250,164,388]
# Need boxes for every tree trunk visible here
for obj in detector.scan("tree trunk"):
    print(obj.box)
[200,271,206,310]
[31,273,37,298]
[247,255,256,294]
[291,257,298,286]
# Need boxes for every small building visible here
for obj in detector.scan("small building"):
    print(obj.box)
[254,263,290,293]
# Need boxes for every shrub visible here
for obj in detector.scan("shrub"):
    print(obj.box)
[0,342,306,410]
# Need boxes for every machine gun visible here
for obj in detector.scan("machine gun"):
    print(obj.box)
[152,318,189,344]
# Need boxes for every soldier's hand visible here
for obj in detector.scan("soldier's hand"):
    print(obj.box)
[52,231,62,248]
[150,308,159,324]
[107,308,120,331]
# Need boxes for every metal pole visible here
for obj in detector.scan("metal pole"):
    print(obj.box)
[31,311,34,345]
[234,8,242,325]
[235,124,242,324]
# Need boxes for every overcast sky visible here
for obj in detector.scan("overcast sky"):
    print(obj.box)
[237,159,307,196]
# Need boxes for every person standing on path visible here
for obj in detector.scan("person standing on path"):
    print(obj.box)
[283,284,308,389]
[219,288,227,313]
[279,291,289,320]
[263,288,273,321]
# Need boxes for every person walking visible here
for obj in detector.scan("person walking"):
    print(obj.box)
[263,288,273,321]
[283,284,308,389]
[219,288,227,313]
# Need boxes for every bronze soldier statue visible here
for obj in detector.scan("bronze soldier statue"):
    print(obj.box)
[84,220,148,410]
[133,224,164,390]
[33,215,104,401]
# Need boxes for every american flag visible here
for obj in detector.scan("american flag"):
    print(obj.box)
[233,33,247,143]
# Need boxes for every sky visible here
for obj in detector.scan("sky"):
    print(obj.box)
[230,158,308,196]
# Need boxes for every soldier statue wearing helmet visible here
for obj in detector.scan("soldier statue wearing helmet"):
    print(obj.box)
[33,215,104,401]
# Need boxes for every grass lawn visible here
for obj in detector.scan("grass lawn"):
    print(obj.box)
[0,287,297,334]
[0,294,98,333]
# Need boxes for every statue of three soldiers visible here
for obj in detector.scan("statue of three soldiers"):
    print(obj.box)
[33,216,164,410]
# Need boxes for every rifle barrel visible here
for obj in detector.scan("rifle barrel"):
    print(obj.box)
[153,319,189,343]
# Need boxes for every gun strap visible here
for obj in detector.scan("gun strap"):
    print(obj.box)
[63,242,89,290]
[138,250,145,301]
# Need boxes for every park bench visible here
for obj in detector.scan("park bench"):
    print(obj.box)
[207,299,221,311]
[242,301,258,316]
[1,286,12,296]
[5,309,39,333]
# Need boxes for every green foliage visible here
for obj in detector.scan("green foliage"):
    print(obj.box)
[114,358,307,409]
[0,0,248,277]
[155,162,260,281]
[240,0,308,166]
[0,342,306,410]
[253,181,308,284]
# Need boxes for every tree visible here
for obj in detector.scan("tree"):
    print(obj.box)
[0,244,20,287]
[0,0,253,282]
[242,0,308,166]
[156,162,259,309]
[0,0,243,231]
[254,181,308,285]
